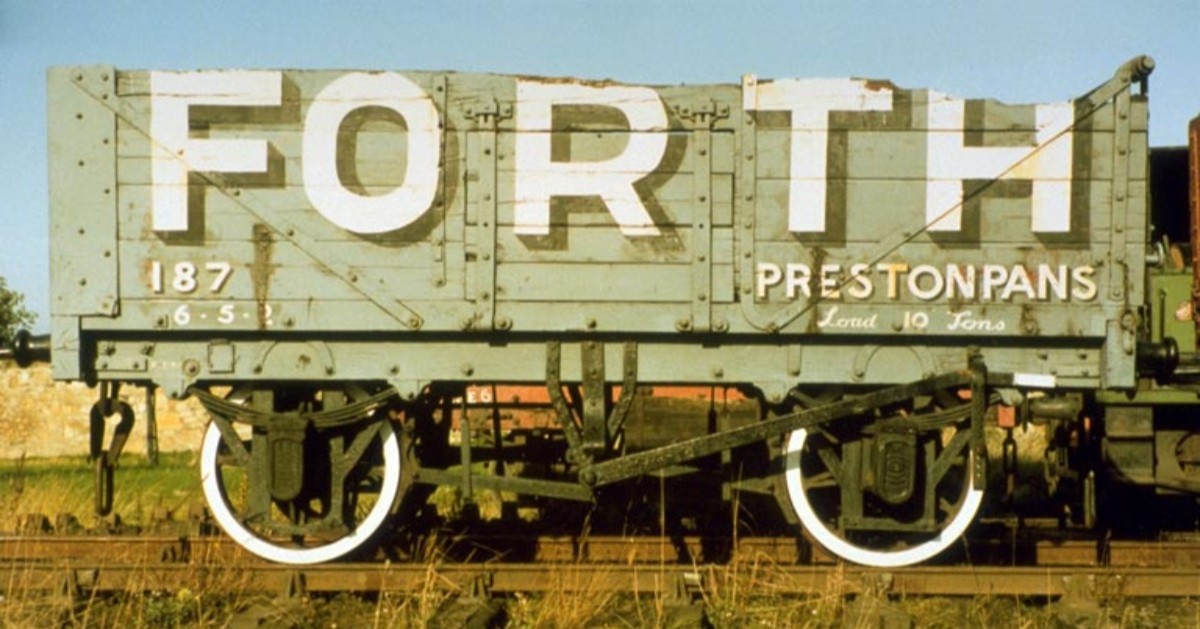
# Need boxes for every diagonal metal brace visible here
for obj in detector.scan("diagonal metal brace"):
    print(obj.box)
[578,370,974,487]
[1078,55,1154,110]
[607,343,638,435]
[546,342,586,461]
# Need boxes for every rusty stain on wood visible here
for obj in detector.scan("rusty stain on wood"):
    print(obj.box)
[252,223,274,330]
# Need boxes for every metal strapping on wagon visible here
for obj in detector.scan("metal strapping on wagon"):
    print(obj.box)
[580,368,975,487]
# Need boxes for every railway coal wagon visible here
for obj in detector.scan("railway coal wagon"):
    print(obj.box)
[31,56,1195,567]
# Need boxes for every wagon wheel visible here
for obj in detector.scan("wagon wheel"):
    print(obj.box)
[781,390,984,567]
[198,390,402,564]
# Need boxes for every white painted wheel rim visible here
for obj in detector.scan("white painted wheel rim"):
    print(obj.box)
[783,428,984,568]
[200,420,401,565]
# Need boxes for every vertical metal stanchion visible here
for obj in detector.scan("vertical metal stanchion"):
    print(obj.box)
[145,384,159,465]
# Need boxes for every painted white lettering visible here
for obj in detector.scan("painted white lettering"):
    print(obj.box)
[981,264,1008,300]
[819,264,842,298]
[876,263,909,299]
[903,311,930,330]
[743,77,892,233]
[1000,265,1036,301]
[947,310,1007,332]
[925,95,1073,233]
[514,81,667,236]
[907,265,945,301]
[150,71,281,231]
[756,263,783,298]
[817,305,879,329]
[303,73,440,234]
[1071,265,1098,300]
[785,263,812,299]
[945,265,976,299]
[847,263,874,299]
[756,259,1097,304]
[816,307,837,328]
[1037,264,1069,301]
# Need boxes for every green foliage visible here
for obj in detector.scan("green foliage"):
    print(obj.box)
[140,590,201,628]
[0,276,35,347]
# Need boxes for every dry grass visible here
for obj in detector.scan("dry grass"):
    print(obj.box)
[0,452,203,533]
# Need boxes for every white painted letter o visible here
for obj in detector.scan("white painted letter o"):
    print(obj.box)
[303,73,440,234]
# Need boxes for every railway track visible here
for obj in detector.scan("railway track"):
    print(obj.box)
[3,532,1200,597]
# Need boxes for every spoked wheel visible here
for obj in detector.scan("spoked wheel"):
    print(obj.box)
[782,392,984,567]
[197,388,403,564]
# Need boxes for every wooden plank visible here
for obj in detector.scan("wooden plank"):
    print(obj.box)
[115,69,742,132]
[498,262,702,302]
[753,128,1146,181]
[752,178,1145,243]
[48,66,120,317]
[750,240,1105,266]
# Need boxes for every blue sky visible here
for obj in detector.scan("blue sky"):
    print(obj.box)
[2,1,1197,329]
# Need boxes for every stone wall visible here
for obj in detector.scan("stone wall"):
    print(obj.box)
[0,362,209,458]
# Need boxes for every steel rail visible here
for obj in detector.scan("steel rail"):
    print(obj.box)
[5,534,1200,567]
[4,561,1200,598]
